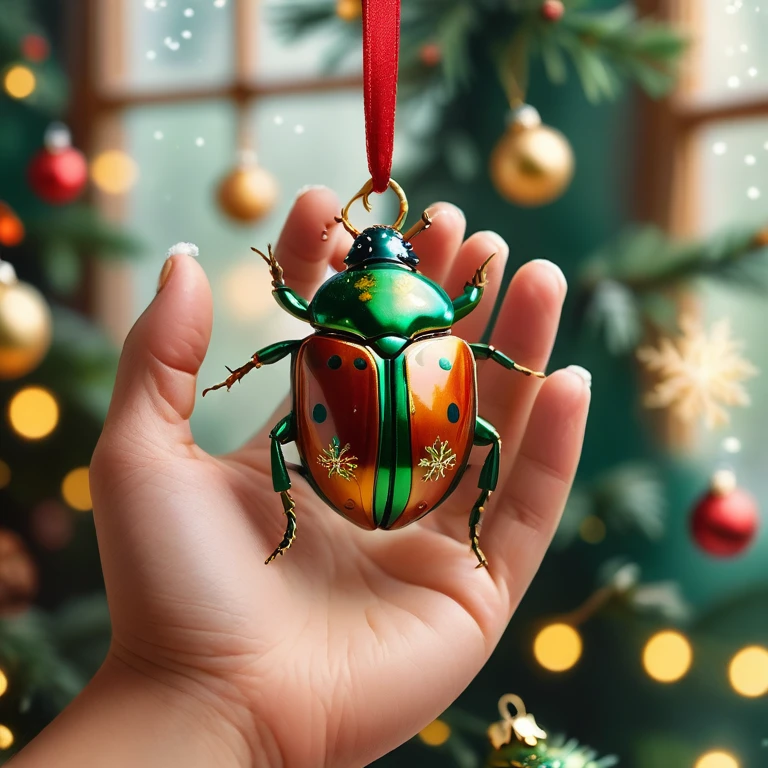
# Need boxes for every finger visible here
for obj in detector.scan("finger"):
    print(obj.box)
[477,260,567,447]
[100,244,212,451]
[483,368,591,589]
[408,202,466,285]
[275,186,348,298]
[443,231,508,342]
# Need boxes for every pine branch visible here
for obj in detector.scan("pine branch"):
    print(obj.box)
[556,462,666,545]
[578,225,768,354]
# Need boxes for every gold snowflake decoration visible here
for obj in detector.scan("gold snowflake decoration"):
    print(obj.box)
[419,437,457,482]
[317,437,358,481]
[637,316,758,429]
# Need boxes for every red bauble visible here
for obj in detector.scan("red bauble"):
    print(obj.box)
[541,0,565,22]
[691,472,759,557]
[419,42,442,67]
[28,125,88,205]
[21,34,50,63]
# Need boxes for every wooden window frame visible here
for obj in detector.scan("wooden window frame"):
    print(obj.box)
[66,0,361,342]
[636,0,768,236]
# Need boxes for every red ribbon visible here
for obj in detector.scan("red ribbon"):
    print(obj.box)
[362,0,401,193]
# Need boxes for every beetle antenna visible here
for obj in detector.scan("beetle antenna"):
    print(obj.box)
[403,210,432,242]
[334,212,360,238]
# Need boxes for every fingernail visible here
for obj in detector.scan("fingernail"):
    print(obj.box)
[427,202,465,222]
[157,258,173,293]
[295,184,328,201]
[530,258,568,294]
[166,242,199,258]
[566,365,592,388]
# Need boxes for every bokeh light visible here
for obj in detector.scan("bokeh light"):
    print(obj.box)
[728,645,768,697]
[418,719,451,747]
[61,467,92,511]
[695,751,739,768]
[8,386,59,440]
[642,630,692,683]
[3,65,36,99]
[0,460,10,490]
[579,515,606,544]
[0,203,25,247]
[0,670,7,697]
[90,150,139,194]
[534,623,582,672]
[221,260,273,321]
[0,725,13,750]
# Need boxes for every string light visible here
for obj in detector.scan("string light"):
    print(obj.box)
[0,726,13,750]
[0,670,7,697]
[61,467,92,511]
[642,630,692,683]
[579,515,606,544]
[90,150,139,195]
[418,719,451,747]
[728,645,768,697]
[695,751,739,768]
[0,460,9,490]
[3,65,36,99]
[533,623,582,672]
[8,386,59,440]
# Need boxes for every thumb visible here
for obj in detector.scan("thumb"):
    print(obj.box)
[102,243,212,451]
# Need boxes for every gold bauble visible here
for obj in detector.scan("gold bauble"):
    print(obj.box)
[0,263,52,380]
[336,0,361,21]
[216,163,278,224]
[490,118,574,207]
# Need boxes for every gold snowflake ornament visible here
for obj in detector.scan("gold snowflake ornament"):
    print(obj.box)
[637,316,758,429]
[419,437,457,481]
[318,437,358,481]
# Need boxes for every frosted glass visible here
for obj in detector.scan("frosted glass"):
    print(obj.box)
[699,1,768,100]
[125,0,234,91]
[256,1,362,83]
[123,90,392,455]
[697,117,768,522]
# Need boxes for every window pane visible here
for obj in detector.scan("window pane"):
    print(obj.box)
[697,117,768,514]
[255,1,362,83]
[698,1,768,100]
[123,91,387,454]
[124,0,234,91]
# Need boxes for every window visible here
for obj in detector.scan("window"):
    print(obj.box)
[79,0,388,453]
[638,2,767,495]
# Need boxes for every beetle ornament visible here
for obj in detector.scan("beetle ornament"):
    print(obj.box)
[203,179,545,567]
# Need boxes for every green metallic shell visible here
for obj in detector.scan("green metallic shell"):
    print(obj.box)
[309,263,454,341]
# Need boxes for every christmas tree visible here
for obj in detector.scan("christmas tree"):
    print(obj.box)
[1,1,767,765]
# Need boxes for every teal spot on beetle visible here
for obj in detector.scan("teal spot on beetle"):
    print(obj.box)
[312,404,327,423]
[328,355,342,370]
[354,358,368,370]
[447,403,460,423]
[439,357,452,371]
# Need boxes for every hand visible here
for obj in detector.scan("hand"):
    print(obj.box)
[15,188,589,768]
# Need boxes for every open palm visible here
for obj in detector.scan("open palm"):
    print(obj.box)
[88,187,590,768]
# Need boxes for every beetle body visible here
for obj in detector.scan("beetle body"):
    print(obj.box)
[204,222,544,566]
[294,332,477,530]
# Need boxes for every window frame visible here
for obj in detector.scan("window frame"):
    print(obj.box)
[67,0,362,342]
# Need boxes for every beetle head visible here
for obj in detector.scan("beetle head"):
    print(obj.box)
[344,226,419,270]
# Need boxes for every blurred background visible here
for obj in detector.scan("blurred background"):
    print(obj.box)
[0,1,766,766]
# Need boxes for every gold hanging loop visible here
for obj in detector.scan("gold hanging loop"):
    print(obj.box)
[336,178,409,237]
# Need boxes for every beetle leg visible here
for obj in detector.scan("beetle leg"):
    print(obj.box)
[470,417,502,569]
[469,343,546,379]
[202,355,262,396]
[202,339,303,396]
[265,412,299,565]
